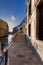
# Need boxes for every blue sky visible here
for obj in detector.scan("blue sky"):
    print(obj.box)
[0,0,26,31]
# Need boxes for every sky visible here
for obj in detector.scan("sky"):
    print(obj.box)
[0,0,26,31]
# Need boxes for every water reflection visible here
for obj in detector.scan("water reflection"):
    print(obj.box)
[0,37,8,65]
[8,35,13,44]
[0,34,13,65]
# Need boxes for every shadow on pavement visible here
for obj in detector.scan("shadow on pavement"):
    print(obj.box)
[25,34,43,65]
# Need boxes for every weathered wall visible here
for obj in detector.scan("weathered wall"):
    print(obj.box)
[30,0,43,61]
[25,0,43,61]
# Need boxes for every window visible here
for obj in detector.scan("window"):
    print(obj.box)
[36,3,43,40]
[28,24,31,37]
[29,0,31,15]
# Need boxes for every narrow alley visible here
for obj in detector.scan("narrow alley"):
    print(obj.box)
[0,0,43,65]
[8,31,42,65]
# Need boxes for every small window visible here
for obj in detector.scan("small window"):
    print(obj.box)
[29,0,31,15]
[28,24,31,37]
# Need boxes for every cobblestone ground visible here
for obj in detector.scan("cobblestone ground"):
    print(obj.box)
[8,31,42,65]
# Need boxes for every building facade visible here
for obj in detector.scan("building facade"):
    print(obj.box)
[24,0,43,61]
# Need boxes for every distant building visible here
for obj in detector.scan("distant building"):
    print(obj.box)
[18,18,27,34]
[13,26,18,34]
[0,19,9,37]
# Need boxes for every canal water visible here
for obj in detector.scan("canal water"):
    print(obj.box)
[0,34,13,65]
[8,35,13,44]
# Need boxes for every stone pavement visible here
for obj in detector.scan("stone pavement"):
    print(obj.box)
[8,31,42,65]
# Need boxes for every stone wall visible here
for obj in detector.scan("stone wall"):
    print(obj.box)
[26,0,43,61]
[31,0,43,61]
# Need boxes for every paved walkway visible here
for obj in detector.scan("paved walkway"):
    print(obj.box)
[8,31,42,65]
